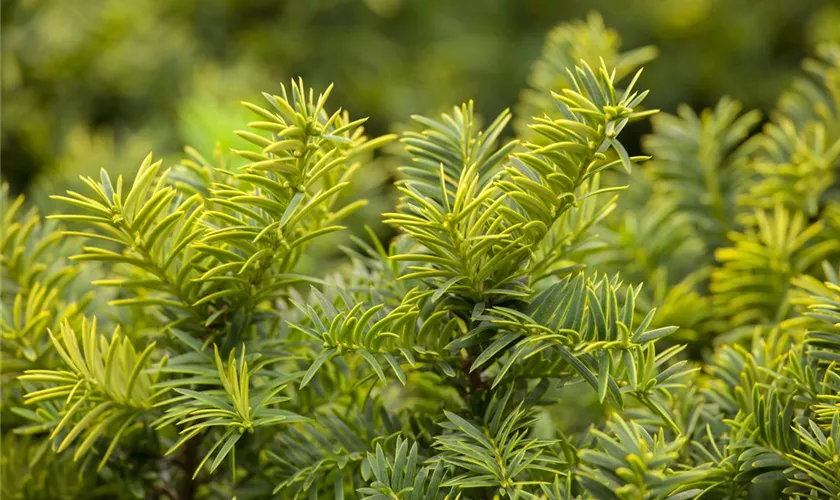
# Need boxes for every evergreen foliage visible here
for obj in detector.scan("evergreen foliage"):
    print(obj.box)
[4,13,840,500]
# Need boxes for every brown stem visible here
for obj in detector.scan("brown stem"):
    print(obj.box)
[462,356,488,393]
[177,439,199,500]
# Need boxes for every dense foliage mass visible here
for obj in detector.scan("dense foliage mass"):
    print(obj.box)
[3,13,840,500]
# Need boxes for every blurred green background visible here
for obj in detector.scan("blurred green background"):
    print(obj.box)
[3,0,840,203]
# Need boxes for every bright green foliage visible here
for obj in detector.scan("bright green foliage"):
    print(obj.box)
[710,204,839,329]
[4,14,840,500]
[359,437,451,500]
[155,346,306,479]
[576,416,705,499]
[17,318,158,470]
[387,62,653,304]
[643,97,762,249]
[515,13,658,139]
[738,45,840,220]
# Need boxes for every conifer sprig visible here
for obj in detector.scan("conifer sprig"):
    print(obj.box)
[4,16,840,500]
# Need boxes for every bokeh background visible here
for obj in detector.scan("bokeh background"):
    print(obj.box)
[3,0,840,210]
